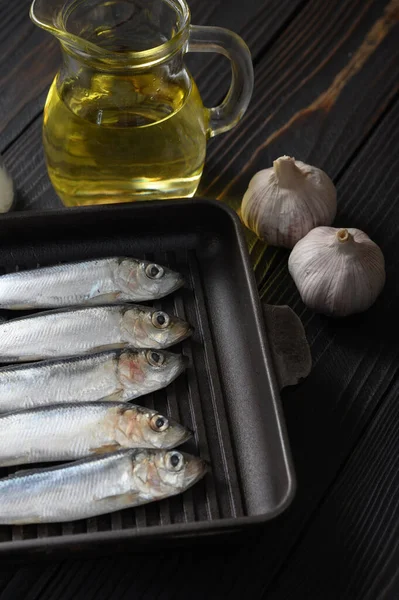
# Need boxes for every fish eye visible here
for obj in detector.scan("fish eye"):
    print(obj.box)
[151,311,170,329]
[150,414,169,432]
[145,264,165,279]
[146,350,165,367]
[167,452,183,471]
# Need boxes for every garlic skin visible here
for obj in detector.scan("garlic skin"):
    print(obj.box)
[288,227,385,317]
[241,156,337,248]
[0,158,14,214]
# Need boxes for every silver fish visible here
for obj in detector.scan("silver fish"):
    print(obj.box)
[0,349,186,411]
[0,257,184,309]
[0,403,192,466]
[0,304,192,362]
[0,449,207,524]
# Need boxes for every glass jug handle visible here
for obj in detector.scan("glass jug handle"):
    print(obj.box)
[187,25,254,138]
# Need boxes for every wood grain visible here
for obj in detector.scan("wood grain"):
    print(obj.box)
[0,0,60,153]
[265,377,399,600]
[187,0,309,106]
[199,0,399,206]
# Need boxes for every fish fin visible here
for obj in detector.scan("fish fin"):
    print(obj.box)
[90,443,122,455]
[101,389,124,402]
[95,491,141,504]
[0,454,30,467]
[7,464,42,477]
[86,292,122,304]
[9,516,44,525]
[91,343,126,353]
[2,304,36,310]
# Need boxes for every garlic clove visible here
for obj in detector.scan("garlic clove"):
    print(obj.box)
[0,156,14,214]
[288,226,385,317]
[241,156,337,249]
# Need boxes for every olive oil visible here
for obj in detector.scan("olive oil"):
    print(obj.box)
[43,73,208,206]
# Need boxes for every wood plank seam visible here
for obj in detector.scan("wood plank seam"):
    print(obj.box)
[194,0,311,106]
[1,110,43,156]
[333,86,399,184]
[251,0,311,69]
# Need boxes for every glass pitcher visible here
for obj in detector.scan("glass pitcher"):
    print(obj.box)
[30,0,254,207]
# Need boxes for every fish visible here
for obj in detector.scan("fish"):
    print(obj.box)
[0,349,186,412]
[0,449,207,524]
[0,402,192,466]
[0,257,184,309]
[0,304,192,362]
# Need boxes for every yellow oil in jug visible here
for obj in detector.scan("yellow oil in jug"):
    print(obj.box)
[43,72,208,206]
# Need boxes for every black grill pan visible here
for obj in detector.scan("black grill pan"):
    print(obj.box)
[0,198,295,558]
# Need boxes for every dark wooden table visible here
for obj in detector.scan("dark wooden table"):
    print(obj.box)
[1,0,399,598]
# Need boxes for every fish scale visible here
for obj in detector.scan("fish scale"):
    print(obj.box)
[0,449,206,524]
[0,349,186,411]
[0,304,192,362]
[0,402,192,466]
[0,257,184,309]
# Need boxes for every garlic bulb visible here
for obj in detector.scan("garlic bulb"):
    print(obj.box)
[241,156,337,248]
[288,227,385,317]
[0,157,14,213]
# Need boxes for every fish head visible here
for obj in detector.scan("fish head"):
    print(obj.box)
[120,406,192,449]
[154,450,208,494]
[124,307,193,349]
[131,450,207,498]
[118,349,187,396]
[118,259,184,301]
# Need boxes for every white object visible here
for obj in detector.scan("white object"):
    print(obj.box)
[288,227,386,317]
[241,155,337,248]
